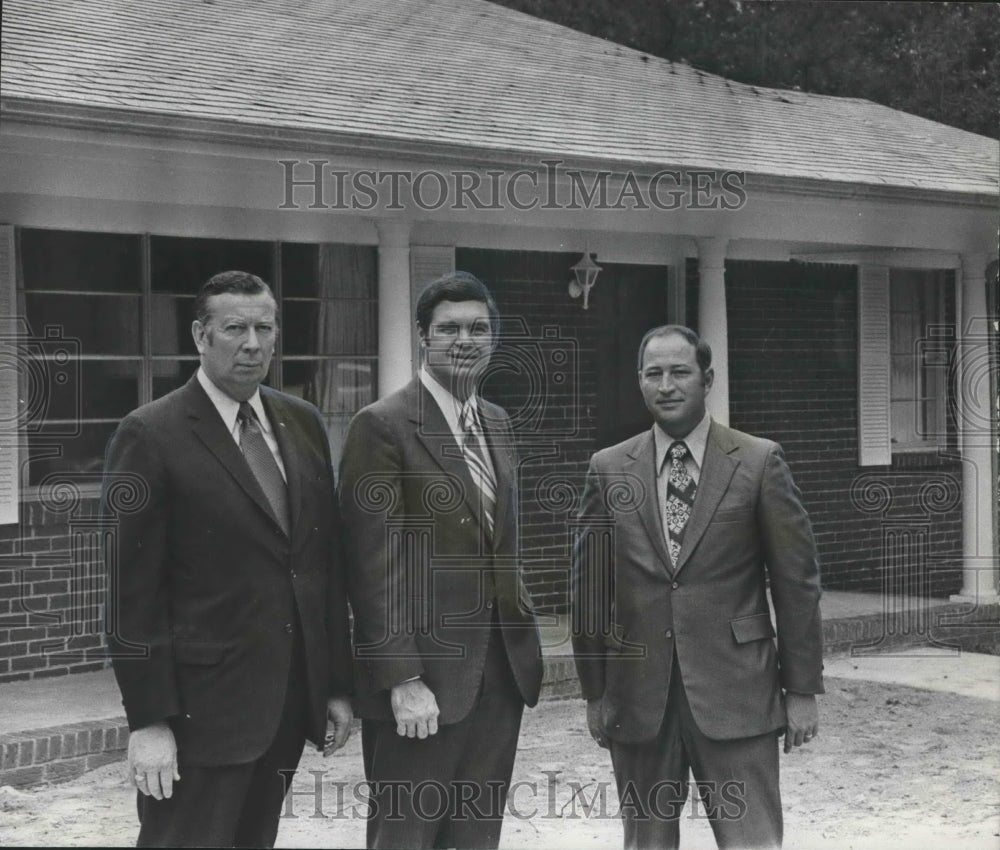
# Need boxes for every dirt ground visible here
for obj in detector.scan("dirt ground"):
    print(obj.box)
[1,675,998,849]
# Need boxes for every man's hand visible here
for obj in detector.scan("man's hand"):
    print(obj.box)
[783,692,819,754]
[323,697,353,756]
[586,699,609,749]
[127,722,180,800]
[390,679,440,739]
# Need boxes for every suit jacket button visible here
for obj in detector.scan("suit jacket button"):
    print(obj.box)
[486,600,494,609]
[284,623,294,634]
[664,628,673,638]
[671,581,679,589]
[290,570,297,579]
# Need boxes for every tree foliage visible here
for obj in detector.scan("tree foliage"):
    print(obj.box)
[490,0,999,139]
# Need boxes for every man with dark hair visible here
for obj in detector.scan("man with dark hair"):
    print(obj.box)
[572,324,823,850]
[103,270,353,847]
[340,271,543,849]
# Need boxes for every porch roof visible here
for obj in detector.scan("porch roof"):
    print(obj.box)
[2,0,997,197]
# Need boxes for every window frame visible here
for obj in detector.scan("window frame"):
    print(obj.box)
[15,227,378,496]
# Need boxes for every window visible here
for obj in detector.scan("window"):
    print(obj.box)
[858,264,952,466]
[890,270,949,451]
[16,228,377,487]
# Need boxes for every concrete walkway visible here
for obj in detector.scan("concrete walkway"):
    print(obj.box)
[1,591,997,787]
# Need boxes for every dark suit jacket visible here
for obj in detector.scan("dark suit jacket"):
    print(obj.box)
[103,375,352,767]
[339,377,543,724]
[572,421,824,743]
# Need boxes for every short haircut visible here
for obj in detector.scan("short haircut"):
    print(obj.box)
[637,324,713,373]
[193,271,276,325]
[415,271,499,336]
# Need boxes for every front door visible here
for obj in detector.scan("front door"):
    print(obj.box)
[589,263,672,449]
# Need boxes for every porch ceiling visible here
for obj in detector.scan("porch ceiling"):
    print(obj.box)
[2,0,998,198]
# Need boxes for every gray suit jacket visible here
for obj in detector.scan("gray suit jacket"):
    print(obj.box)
[572,420,824,742]
[103,375,353,765]
[339,377,543,724]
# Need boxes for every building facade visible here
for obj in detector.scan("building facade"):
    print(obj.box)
[1,0,997,682]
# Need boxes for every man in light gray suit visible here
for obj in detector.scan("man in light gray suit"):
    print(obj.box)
[572,324,823,849]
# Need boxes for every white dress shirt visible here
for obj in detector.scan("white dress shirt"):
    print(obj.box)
[419,367,496,480]
[196,367,287,482]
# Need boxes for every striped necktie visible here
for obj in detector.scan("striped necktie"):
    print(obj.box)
[238,402,290,536]
[459,399,496,538]
[665,441,696,565]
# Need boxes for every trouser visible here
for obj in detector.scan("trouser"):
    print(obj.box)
[362,624,525,849]
[609,660,782,850]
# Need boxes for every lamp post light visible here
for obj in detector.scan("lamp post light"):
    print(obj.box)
[568,252,602,310]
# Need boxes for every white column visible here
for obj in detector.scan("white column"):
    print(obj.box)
[952,252,999,603]
[697,237,730,425]
[376,220,413,397]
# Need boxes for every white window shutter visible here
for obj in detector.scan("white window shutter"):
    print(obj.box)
[0,226,20,524]
[409,246,455,370]
[857,264,892,466]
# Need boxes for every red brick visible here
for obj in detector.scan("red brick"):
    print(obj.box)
[0,764,45,788]
[43,756,87,784]
[86,750,126,771]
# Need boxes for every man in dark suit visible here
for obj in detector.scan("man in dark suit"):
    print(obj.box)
[339,271,543,849]
[572,324,823,850]
[102,270,353,848]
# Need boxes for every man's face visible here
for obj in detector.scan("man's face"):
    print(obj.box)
[639,332,713,438]
[419,299,493,398]
[192,291,278,402]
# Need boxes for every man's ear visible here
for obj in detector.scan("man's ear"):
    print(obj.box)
[191,320,208,354]
[703,367,715,392]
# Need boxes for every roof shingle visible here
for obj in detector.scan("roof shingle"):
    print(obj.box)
[2,0,997,196]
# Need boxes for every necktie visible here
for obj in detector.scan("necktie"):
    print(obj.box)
[237,401,290,536]
[459,400,496,539]
[665,441,696,565]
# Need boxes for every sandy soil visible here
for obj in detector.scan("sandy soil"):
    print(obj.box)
[1,675,998,849]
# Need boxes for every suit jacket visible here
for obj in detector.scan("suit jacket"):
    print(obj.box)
[103,375,352,766]
[572,420,823,743]
[339,377,543,724]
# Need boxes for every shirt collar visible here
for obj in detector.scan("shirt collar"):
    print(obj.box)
[419,367,480,437]
[654,412,712,474]
[196,367,270,436]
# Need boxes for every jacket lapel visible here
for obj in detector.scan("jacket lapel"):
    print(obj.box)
[673,421,739,575]
[184,377,288,538]
[623,430,672,571]
[410,379,481,524]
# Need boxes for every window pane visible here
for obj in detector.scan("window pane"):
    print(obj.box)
[282,300,377,355]
[282,358,376,414]
[23,293,141,355]
[74,361,141,420]
[152,360,200,400]
[282,243,378,299]
[281,243,319,298]
[152,294,197,354]
[890,354,915,401]
[890,401,915,447]
[151,237,274,293]
[21,230,141,292]
[889,269,947,449]
[27,421,119,485]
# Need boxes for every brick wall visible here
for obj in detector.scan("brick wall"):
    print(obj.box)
[725,260,963,595]
[0,495,109,684]
[0,255,971,678]
[458,249,601,613]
